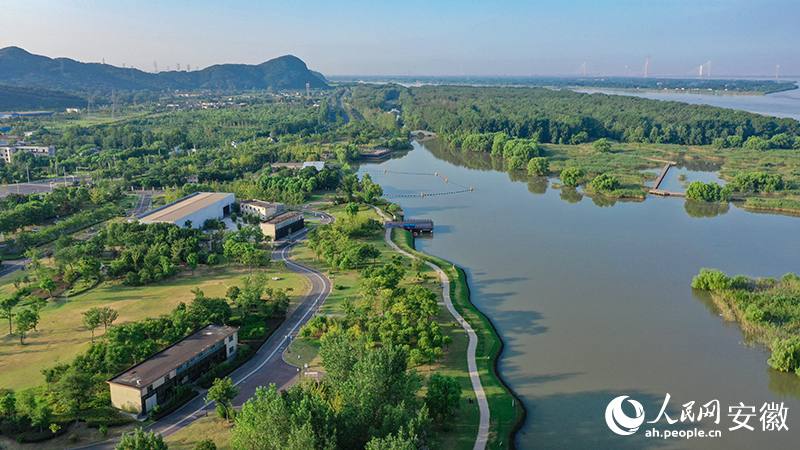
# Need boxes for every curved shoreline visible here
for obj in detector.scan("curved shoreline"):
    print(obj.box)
[375,205,527,449]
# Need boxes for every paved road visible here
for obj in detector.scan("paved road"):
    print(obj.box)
[0,175,94,198]
[373,206,490,450]
[72,210,334,450]
[126,190,160,217]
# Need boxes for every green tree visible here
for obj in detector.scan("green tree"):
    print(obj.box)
[187,253,199,275]
[99,306,119,331]
[205,377,240,422]
[560,167,584,187]
[691,268,730,291]
[82,307,102,342]
[57,364,93,426]
[345,202,360,216]
[0,297,20,335]
[78,256,102,282]
[31,403,52,432]
[116,428,169,450]
[527,157,549,176]
[425,372,461,419]
[0,392,15,417]
[39,277,57,298]
[593,138,611,153]
[685,181,731,202]
[768,337,800,372]
[411,258,424,279]
[15,308,38,344]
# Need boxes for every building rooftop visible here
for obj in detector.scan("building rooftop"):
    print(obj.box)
[136,192,233,223]
[240,200,282,209]
[265,210,303,224]
[108,325,238,389]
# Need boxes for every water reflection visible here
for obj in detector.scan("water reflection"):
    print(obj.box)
[675,159,724,172]
[768,368,800,401]
[684,200,730,219]
[559,187,583,204]
[527,177,548,195]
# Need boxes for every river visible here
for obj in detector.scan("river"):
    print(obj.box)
[357,133,800,449]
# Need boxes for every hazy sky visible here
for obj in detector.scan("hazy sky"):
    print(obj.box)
[4,0,799,77]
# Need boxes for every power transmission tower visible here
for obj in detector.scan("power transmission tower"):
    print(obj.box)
[306,82,310,97]
[776,65,780,79]
[154,61,158,73]
[644,57,649,78]
[177,63,181,71]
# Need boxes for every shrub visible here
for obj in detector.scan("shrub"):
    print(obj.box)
[194,439,217,450]
[99,424,108,436]
[593,138,611,153]
[768,338,800,372]
[692,268,730,291]
[68,434,79,443]
[589,173,620,191]
[333,284,344,290]
[560,167,584,187]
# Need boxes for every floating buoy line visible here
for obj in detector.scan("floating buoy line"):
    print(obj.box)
[359,169,474,198]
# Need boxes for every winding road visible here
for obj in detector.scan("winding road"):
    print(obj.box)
[372,206,490,450]
[73,210,334,449]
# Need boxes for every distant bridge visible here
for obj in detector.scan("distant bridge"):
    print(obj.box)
[409,130,437,141]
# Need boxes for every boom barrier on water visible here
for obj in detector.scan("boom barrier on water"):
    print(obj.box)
[360,169,474,198]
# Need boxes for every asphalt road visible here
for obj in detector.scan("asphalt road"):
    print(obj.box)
[72,210,334,449]
[0,175,94,198]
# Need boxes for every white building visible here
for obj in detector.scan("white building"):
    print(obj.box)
[134,192,234,228]
[239,200,285,221]
[0,144,56,163]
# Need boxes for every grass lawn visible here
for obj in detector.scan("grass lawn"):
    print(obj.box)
[0,419,139,450]
[163,416,234,450]
[0,263,309,391]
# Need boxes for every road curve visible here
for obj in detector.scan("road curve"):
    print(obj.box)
[72,210,334,450]
[372,206,490,450]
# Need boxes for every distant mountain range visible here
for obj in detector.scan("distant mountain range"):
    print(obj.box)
[0,47,328,93]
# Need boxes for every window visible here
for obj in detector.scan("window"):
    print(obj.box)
[228,336,233,343]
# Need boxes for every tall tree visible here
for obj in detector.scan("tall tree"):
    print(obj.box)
[57,364,93,427]
[424,372,462,419]
[0,297,20,335]
[82,307,102,342]
[205,377,240,422]
[98,306,119,331]
[15,308,38,344]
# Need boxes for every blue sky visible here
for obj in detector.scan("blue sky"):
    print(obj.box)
[3,0,799,77]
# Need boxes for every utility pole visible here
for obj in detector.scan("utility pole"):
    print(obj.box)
[26,163,30,183]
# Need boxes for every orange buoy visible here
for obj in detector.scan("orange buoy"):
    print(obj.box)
[435,172,438,177]
[383,169,386,173]
[470,187,474,191]
[445,178,448,183]
[421,192,425,197]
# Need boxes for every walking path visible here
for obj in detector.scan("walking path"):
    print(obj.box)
[373,206,489,450]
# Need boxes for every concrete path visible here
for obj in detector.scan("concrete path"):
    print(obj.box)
[373,206,489,450]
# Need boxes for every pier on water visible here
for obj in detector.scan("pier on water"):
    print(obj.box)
[385,219,434,235]
[649,162,685,197]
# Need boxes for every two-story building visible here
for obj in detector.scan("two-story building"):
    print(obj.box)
[107,324,238,414]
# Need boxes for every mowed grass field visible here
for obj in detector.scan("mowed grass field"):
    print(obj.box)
[0,262,310,391]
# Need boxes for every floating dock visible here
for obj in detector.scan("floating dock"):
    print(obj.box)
[385,218,434,235]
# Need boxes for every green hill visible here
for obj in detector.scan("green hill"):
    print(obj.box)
[0,84,85,111]
[0,47,328,93]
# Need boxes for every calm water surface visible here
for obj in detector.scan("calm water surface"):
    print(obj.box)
[358,141,800,450]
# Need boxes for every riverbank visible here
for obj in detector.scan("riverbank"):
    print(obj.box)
[390,228,527,449]
[692,269,800,373]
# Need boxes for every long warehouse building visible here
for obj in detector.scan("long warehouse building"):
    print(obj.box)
[134,192,234,228]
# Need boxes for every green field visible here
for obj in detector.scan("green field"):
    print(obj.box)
[0,263,309,390]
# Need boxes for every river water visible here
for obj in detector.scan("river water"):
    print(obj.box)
[357,117,800,448]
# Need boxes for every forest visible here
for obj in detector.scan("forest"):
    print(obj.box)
[398,85,800,147]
